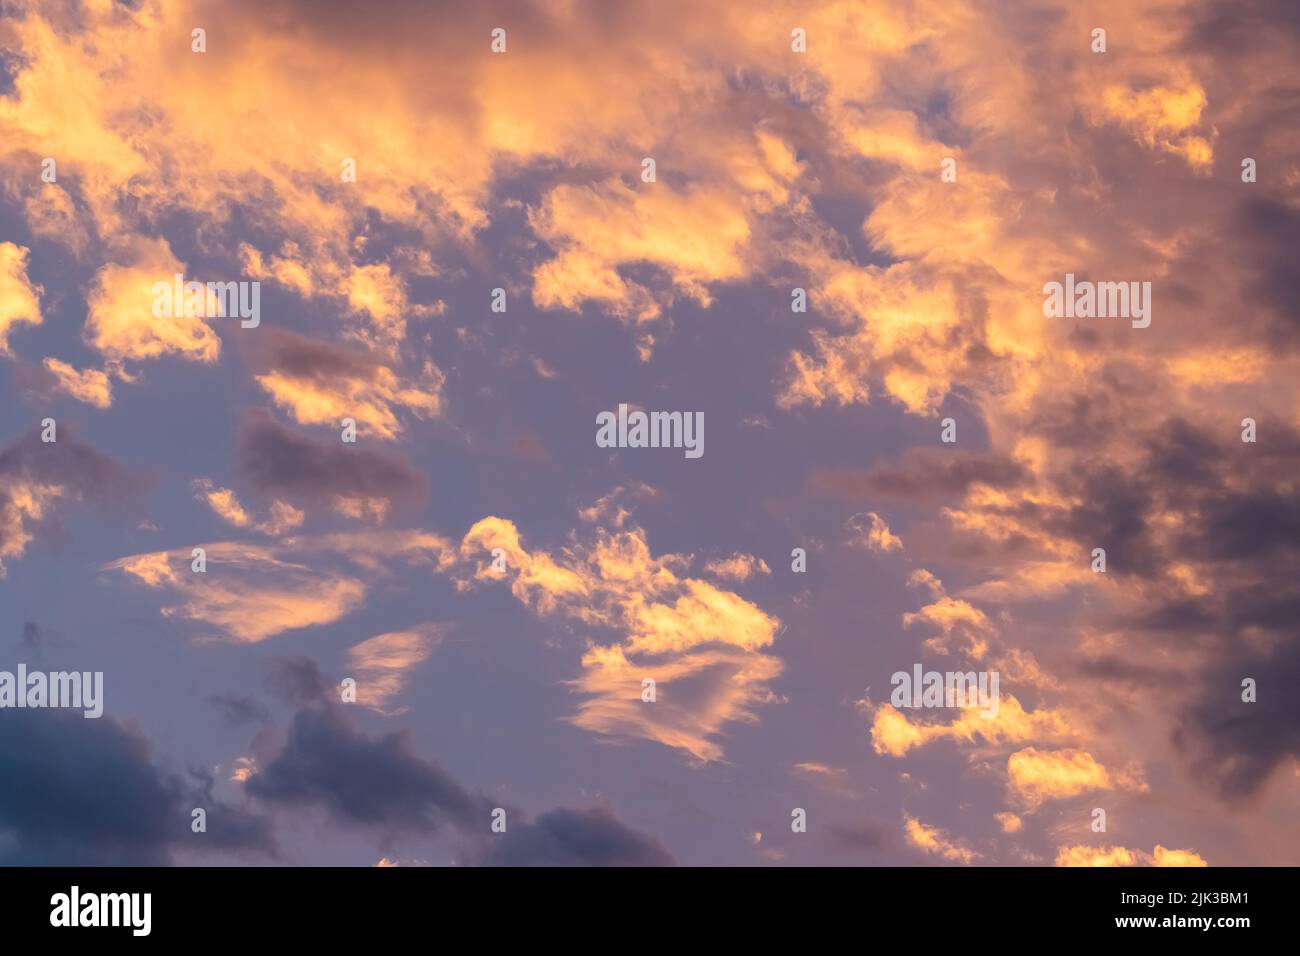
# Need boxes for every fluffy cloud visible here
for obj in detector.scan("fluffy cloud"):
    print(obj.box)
[455,513,783,761]
[1007,747,1147,810]
[869,695,1075,759]
[41,358,113,408]
[247,331,443,440]
[1055,844,1208,867]
[191,478,304,535]
[0,708,273,865]
[84,239,221,364]
[904,815,976,864]
[237,410,429,519]
[0,242,42,352]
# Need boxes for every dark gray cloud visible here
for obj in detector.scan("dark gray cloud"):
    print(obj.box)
[469,806,674,867]
[1233,198,1300,348]
[243,665,673,865]
[813,448,1027,502]
[1019,414,1300,799]
[827,820,894,854]
[251,328,389,383]
[1176,637,1300,803]
[264,655,333,707]
[0,709,274,865]
[208,692,270,727]
[246,702,487,832]
[1186,0,1300,55]
[237,409,427,513]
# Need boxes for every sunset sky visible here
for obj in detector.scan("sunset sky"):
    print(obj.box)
[1,0,1298,866]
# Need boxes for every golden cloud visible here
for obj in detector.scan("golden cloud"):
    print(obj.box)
[455,513,783,760]
[42,358,113,409]
[0,242,42,352]
[904,815,976,864]
[1008,747,1147,810]
[346,624,444,713]
[1055,844,1208,867]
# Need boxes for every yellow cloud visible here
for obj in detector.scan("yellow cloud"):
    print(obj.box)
[191,479,304,535]
[530,178,752,326]
[456,514,783,760]
[847,511,903,553]
[84,239,220,364]
[904,815,976,863]
[0,242,42,352]
[1056,844,1208,867]
[1008,747,1146,809]
[1097,80,1213,170]
[702,553,772,582]
[0,479,61,577]
[869,694,1074,757]
[1054,845,1140,867]
[191,479,252,528]
[105,543,366,643]
[255,361,443,440]
[42,358,113,408]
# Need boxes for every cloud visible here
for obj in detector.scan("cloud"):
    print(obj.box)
[846,511,902,553]
[207,693,269,727]
[0,241,41,352]
[453,514,783,761]
[815,450,1028,503]
[244,693,673,865]
[1007,747,1146,810]
[246,702,485,832]
[346,624,444,713]
[472,806,674,866]
[869,694,1074,758]
[0,422,135,576]
[41,358,113,408]
[904,815,976,864]
[84,238,221,364]
[3,0,1299,865]
[530,177,754,330]
[995,812,1022,834]
[104,542,368,643]
[237,410,428,520]
[1055,844,1208,867]
[0,708,273,864]
[701,553,772,582]
[104,528,457,642]
[247,330,443,440]
[191,478,304,535]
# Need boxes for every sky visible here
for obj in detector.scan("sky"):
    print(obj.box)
[1,0,1298,866]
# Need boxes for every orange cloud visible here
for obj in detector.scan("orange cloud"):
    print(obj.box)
[869,694,1074,758]
[346,624,443,713]
[84,239,220,364]
[904,815,976,864]
[1008,747,1147,810]
[455,512,783,761]
[42,358,113,408]
[0,242,42,352]
[1055,844,1208,867]
[702,553,772,582]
